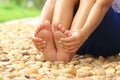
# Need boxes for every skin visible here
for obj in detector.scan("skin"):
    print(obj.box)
[33,0,114,63]
[32,0,57,61]
[33,20,57,61]
[39,0,56,23]
[60,0,114,54]
[33,0,78,63]
[53,0,78,63]
[59,0,96,53]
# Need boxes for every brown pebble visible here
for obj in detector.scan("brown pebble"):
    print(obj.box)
[69,65,77,76]
[30,74,46,80]
[7,72,21,79]
[116,65,120,70]
[0,57,9,62]
[0,46,3,50]
[77,71,93,78]
[26,67,38,74]
[21,51,30,56]
[25,74,30,79]
[0,51,8,54]
[98,56,105,62]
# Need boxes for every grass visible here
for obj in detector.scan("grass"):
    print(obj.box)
[0,3,41,22]
[0,77,3,80]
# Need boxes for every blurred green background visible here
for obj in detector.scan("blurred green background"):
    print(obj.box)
[0,0,46,22]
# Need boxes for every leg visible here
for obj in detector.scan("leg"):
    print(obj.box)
[70,0,96,31]
[52,0,78,30]
[40,0,56,23]
[33,20,57,61]
[77,7,120,57]
[32,0,57,61]
[54,24,75,63]
[58,0,95,56]
[53,0,95,62]
[53,0,78,63]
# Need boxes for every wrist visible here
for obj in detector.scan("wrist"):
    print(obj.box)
[80,28,91,40]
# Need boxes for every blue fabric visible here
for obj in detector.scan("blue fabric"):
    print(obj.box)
[77,7,120,57]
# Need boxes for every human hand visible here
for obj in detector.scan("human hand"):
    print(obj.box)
[32,37,46,52]
[59,30,88,53]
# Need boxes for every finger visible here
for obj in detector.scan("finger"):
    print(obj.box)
[65,45,78,51]
[59,43,78,53]
[32,37,42,42]
[61,40,79,47]
[34,40,47,47]
[36,44,46,49]
[33,40,47,48]
[65,46,79,53]
[34,42,46,49]
[60,36,75,43]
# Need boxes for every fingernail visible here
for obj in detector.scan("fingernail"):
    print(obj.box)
[59,44,63,47]
[58,40,61,44]
[65,50,68,52]
[59,38,62,41]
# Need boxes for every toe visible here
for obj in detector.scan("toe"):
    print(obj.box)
[34,31,38,37]
[53,22,59,31]
[35,24,44,36]
[44,20,52,31]
[38,24,44,30]
[64,30,71,37]
[58,24,63,30]
[58,24,66,33]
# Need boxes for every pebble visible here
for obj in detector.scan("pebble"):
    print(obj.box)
[0,57,9,62]
[26,67,38,74]
[0,18,120,80]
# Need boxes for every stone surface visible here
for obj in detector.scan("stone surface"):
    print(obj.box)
[0,18,120,80]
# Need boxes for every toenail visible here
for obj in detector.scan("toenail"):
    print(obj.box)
[43,41,46,43]
[39,38,42,41]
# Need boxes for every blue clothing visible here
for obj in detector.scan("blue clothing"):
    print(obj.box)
[77,7,120,57]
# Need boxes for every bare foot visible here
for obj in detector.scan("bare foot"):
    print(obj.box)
[32,20,57,61]
[54,24,75,63]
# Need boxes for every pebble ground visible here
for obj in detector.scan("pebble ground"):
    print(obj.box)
[0,18,120,80]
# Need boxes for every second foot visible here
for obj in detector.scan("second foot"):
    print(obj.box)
[54,24,75,63]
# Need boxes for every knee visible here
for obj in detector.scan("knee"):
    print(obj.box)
[80,0,96,4]
[96,0,114,7]
[57,0,78,6]
[46,0,56,4]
